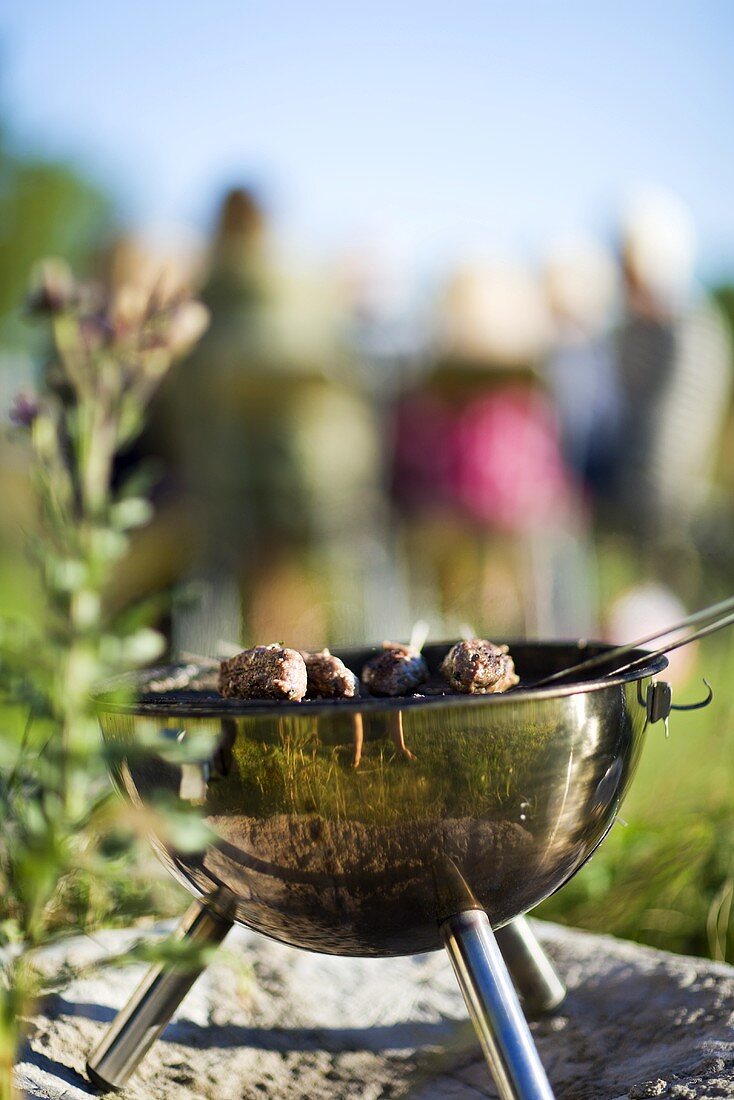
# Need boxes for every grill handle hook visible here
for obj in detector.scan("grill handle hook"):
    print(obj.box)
[638,678,713,734]
[669,678,714,712]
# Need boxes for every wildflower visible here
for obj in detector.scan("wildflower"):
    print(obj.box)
[166,300,210,354]
[78,312,115,352]
[108,285,150,342]
[9,391,40,428]
[26,259,77,316]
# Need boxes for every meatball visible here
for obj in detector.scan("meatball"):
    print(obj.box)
[361,642,429,697]
[219,644,307,701]
[441,639,519,694]
[302,649,359,699]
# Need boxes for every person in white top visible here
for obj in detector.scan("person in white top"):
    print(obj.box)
[614,187,732,541]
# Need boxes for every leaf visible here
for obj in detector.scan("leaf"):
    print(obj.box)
[133,720,218,765]
[149,797,216,854]
[89,528,128,566]
[109,497,153,532]
[100,628,165,668]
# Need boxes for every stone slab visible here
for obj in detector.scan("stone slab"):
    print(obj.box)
[14,921,734,1099]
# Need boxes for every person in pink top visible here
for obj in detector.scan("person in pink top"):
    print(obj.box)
[391,263,589,636]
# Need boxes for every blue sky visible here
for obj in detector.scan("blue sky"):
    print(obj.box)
[2,0,733,281]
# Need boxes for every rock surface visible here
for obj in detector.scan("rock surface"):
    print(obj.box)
[14,921,734,1100]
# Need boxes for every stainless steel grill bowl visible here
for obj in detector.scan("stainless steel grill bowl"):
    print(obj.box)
[89,640,669,1099]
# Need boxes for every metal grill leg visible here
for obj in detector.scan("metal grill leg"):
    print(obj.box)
[496,916,566,1016]
[86,900,233,1092]
[442,910,556,1100]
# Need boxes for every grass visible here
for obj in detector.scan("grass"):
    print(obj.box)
[537,631,734,961]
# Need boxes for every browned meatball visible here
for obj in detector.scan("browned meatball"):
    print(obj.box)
[219,644,307,701]
[441,639,519,694]
[361,642,429,697]
[302,649,359,699]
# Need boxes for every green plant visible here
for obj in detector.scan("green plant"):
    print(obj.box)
[538,633,734,962]
[0,261,209,1098]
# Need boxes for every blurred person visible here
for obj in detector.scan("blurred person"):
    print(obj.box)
[391,262,594,637]
[543,238,621,498]
[606,581,697,685]
[335,246,431,640]
[613,187,732,543]
[155,187,383,653]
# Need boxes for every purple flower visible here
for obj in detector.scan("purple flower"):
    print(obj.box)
[79,312,115,352]
[9,392,40,428]
[26,259,77,317]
